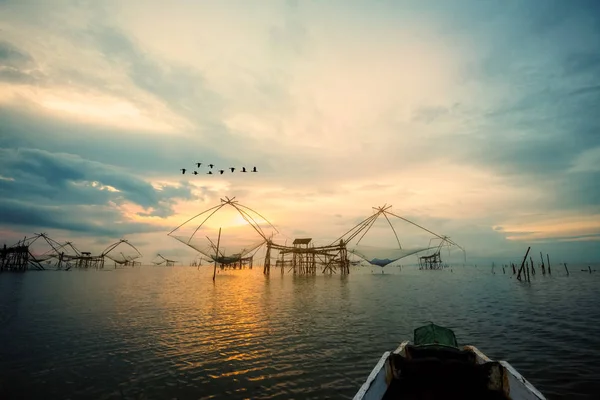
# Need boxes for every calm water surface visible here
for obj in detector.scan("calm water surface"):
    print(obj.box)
[1,265,599,399]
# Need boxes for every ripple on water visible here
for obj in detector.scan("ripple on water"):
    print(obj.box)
[1,266,600,399]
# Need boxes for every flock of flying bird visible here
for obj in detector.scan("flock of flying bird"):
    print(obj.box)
[180,162,258,175]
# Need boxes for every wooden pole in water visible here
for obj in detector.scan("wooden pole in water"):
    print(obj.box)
[540,252,545,275]
[563,262,569,276]
[530,256,535,275]
[213,227,222,281]
[1,244,6,272]
[517,247,531,281]
[547,254,551,274]
[526,261,531,282]
[589,266,592,274]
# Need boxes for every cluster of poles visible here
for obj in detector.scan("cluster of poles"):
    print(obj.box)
[492,246,595,281]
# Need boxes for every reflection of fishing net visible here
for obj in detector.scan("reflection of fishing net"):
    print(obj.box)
[168,197,278,263]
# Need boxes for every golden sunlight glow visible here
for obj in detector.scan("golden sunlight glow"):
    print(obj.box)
[0,83,185,133]
[502,213,600,240]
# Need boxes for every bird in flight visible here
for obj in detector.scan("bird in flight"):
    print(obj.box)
[219,170,224,175]
[193,171,199,175]
[207,171,213,175]
[229,167,235,172]
[208,164,214,169]
[196,162,202,168]
[181,168,186,174]
[242,167,247,172]
[252,167,257,172]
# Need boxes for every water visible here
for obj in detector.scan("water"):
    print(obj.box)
[1,266,599,399]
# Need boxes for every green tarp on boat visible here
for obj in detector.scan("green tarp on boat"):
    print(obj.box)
[414,323,458,347]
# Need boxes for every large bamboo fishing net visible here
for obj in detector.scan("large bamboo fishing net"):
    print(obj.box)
[102,240,142,264]
[337,205,465,267]
[168,197,279,263]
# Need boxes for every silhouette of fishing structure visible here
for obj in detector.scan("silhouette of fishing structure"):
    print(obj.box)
[168,197,277,279]
[339,205,463,272]
[153,253,178,266]
[418,237,456,270]
[1,234,142,272]
[264,204,464,276]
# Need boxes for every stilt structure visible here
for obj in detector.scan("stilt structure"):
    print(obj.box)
[418,237,453,270]
[1,233,65,271]
[0,242,44,271]
[419,251,443,270]
[74,252,105,269]
[264,238,349,275]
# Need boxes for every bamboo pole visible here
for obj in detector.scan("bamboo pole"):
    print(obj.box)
[563,262,569,276]
[530,256,535,275]
[547,254,551,274]
[213,227,222,281]
[540,252,545,275]
[517,247,531,281]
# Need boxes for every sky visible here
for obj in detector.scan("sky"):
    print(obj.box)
[1,0,599,265]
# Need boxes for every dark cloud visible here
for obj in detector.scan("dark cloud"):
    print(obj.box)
[0,105,240,176]
[0,198,163,237]
[0,68,39,84]
[563,52,600,77]
[569,84,600,97]
[0,41,42,84]
[0,147,200,235]
[0,41,34,68]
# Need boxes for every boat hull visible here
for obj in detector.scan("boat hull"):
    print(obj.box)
[354,341,546,400]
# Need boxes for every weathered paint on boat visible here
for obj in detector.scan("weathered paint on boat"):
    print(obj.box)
[354,341,546,400]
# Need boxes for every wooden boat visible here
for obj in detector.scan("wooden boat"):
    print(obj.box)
[353,323,546,400]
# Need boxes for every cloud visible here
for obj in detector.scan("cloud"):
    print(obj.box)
[0,147,201,235]
[0,198,164,237]
[0,40,34,67]
[0,41,42,84]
